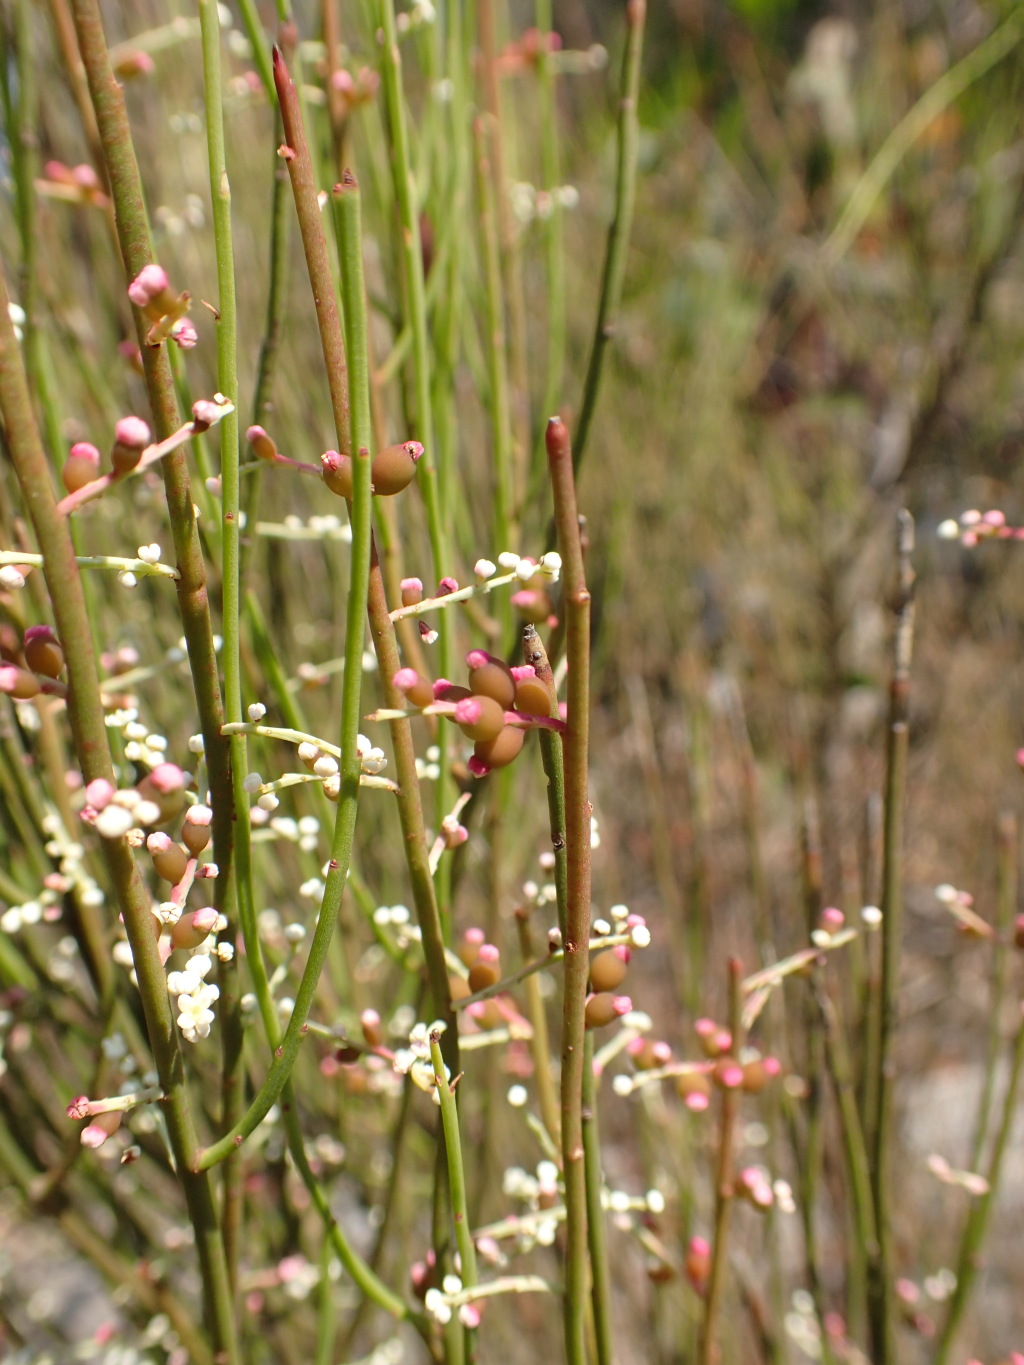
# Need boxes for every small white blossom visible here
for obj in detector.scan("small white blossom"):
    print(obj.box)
[94,806,136,840]
[188,733,205,754]
[630,924,651,949]
[247,702,267,722]
[497,551,521,570]
[507,1084,528,1107]
[424,1288,452,1325]
[474,558,496,579]
[136,544,162,564]
[242,772,263,794]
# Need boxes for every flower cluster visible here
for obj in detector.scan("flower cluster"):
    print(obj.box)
[128,264,196,348]
[393,1020,449,1096]
[166,953,221,1043]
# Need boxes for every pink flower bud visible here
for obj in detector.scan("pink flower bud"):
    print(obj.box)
[80,1110,122,1149]
[67,1095,92,1119]
[171,905,219,951]
[0,664,40,699]
[400,577,423,607]
[393,668,434,709]
[171,319,198,349]
[114,49,155,79]
[510,665,537,681]
[85,778,115,811]
[127,265,170,312]
[111,416,151,475]
[191,399,222,432]
[69,441,101,464]
[246,425,278,461]
[148,763,185,795]
[437,576,459,596]
[62,442,101,494]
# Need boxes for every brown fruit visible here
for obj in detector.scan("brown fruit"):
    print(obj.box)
[467,958,501,993]
[449,974,472,1001]
[435,682,472,706]
[675,1071,712,1105]
[589,948,628,993]
[473,725,525,770]
[466,653,516,708]
[62,450,101,494]
[371,440,422,495]
[23,627,63,679]
[513,675,551,716]
[455,695,505,743]
[321,450,353,498]
[584,993,620,1029]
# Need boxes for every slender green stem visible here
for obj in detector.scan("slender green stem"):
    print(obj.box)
[376,0,454,893]
[376,0,446,581]
[533,0,566,478]
[573,0,646,474]
[546,416,592,1365]
[430,1032,479,1357]
[865,511,915,1365]
[582,1034,613,1365]
[515,909,561,1148]
[474,116,515,553]
[523,622,569,942]
[197,0,250,1303]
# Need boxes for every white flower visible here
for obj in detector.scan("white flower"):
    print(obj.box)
[242,772,263,793]
[94,806,136,840]
[937,519,960,540]
[176,982,219,1042]
[136,544,162,564]
[188,733,205,754]
[361,747,388,774]
[424,1288,452,1325]
[497,551,521,570]
[247,702,266,722]
[507,1084,528,1107]
[630,924,651,949]
[0,566,26,589]
[474,558,496,579]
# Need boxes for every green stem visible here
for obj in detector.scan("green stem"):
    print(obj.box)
[573,0,646,474]
[865,511,915,1365]
[546,416,592,1365]
[430,1032,479,1357]
[197,0,249,1303]
[474,115,515,554]
[582,1034,613,1365]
